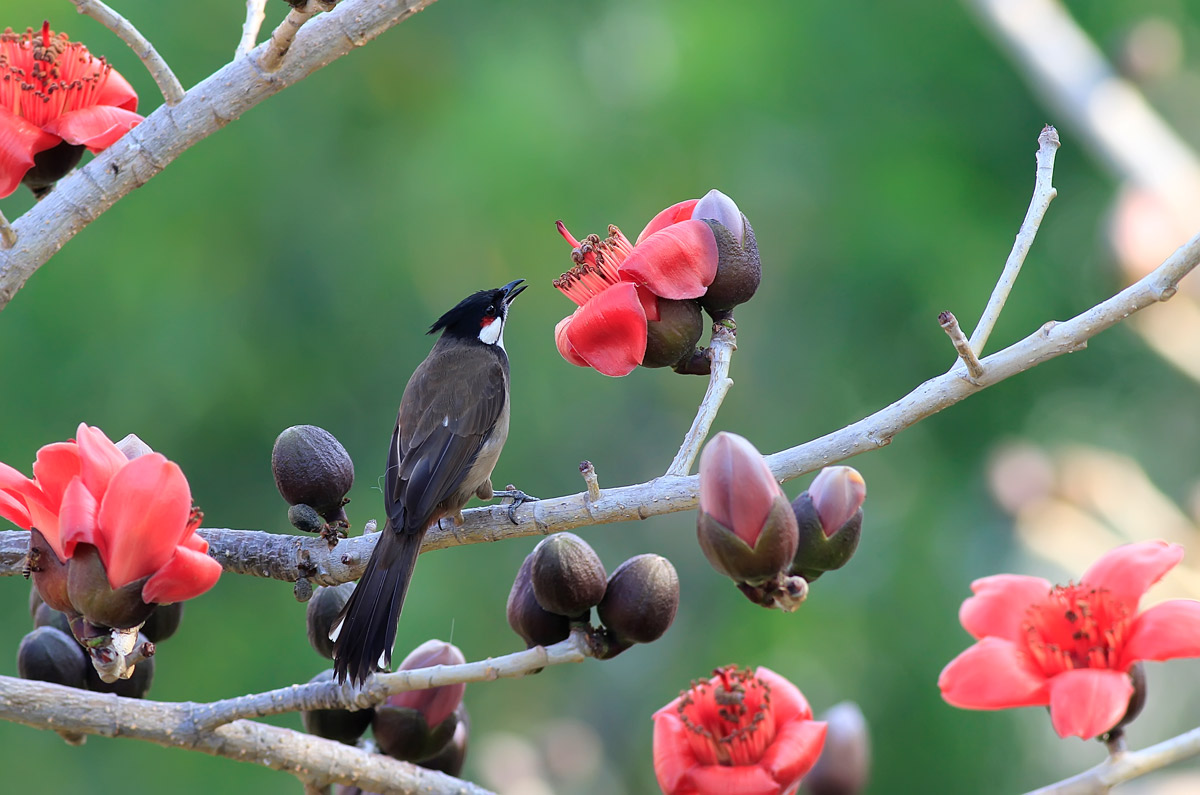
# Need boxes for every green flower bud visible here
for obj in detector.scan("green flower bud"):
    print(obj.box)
[790,467,866,581]
[29,527,73,615]
[597,554,679,647]
[530,533,607,618]
[66,543,154,630]
[643,298,703,369]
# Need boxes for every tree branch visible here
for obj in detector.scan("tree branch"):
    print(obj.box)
[0,0,438,312]
[967,124,1060,355]
[237,0,270,57]
[939,311,985,380]
[0,675,494,794]
[0,209,14,249]
[260,1,334,72]
[5,144,1196,583]
[665,323,737,476]
[1025,726,1200,794]
[71,0,186,106]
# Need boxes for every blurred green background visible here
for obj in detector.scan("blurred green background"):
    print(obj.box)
[3,1,1200,792]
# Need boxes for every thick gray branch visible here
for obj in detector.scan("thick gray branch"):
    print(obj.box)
[0,0,437,311]
[0,676,492,793]
[1025,726,1200,794]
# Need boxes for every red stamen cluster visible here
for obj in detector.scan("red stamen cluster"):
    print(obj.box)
[552,221,635,306]
[1,22,114,128]
[1021,584,1131,675]
[675,665,776,766]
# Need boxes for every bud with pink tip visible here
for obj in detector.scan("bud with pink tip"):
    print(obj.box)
[790,467,866,581]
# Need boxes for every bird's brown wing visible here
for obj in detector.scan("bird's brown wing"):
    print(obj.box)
[388,345,508,534]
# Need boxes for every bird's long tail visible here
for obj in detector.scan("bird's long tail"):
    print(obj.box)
[331,519,423,684]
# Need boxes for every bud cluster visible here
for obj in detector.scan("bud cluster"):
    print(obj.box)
[506,533,680,659]
[271,424,355,542]
[18,586,185,702]
[696,432,866,610]
[299,633,470,777]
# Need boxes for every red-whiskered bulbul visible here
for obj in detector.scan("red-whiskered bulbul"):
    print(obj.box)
[332,279,530,684]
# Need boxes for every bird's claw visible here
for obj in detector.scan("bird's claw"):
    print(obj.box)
[497,486,538,525]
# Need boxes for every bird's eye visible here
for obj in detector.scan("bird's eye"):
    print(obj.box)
[485,305,496,316]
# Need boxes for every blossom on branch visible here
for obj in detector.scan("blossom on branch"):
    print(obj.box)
[0,423,220,624]
[653,665,826,795]
[0,22,143,198]
[939,540,1200,740]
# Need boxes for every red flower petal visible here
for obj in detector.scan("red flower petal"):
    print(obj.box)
[754,666,812,724]
[554,314,590,367]
[181,532,209,553]
[58,476,102,560]
[687,764,783,795]
[0,461,41,526]
[95,67,139,112]
[76,424,131,500]
[44,106,144,153]
[97,454,193,588]
[636,199,700,245]
[0,106,60,198]
[1120,599,1200,668]
[621,220,718,300]
[141,543,222,604]
[1047,668,1133,740]
[652,711,701,795]
[938,637,1048,709]
[1082,540,1183,611]
[960,574,1053,641]
[32,442,82,511]
[760,719,827,788]
[25,498,65,560]
[635,283,661,322]
[0,489,31,529]
[563,282,647,377]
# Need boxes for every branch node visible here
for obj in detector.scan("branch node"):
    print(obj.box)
[260,1,338,71]
[939,311,985,379]
[72,0,186,105]
[0,210,15,249]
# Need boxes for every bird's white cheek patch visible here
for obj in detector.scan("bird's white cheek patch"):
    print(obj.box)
[478,317,505,347]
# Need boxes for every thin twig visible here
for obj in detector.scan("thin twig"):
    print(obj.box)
[967,124,1060,355]
[0,676,493,794]
[71,0,185,106]
[260,1,333,72]
[1025,726,1200,794]
[665,324,737,476]
[0,210,14,249]
[237,0,270,57]
[580,460,602,501]
[940,311,985,379]
[0,0,439,312]
[192,631,590,731]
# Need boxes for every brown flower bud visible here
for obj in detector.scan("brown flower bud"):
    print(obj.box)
[306,582,355,660]
[806,702,871,795]
[530,533,607,618]
[643,298,703,369]
[18,627,88,690]
[597,554,679,647]
[300,669,374,745]
[272,425,354,523]
[693,190,760,317]
[507,553,571,647]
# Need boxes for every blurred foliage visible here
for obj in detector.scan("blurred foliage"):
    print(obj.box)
[2,0,1200,792]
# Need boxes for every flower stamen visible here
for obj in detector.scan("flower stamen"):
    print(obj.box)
[552,222,635,306]
[1021,583,1131,676]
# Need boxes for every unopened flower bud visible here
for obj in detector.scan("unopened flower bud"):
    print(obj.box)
[597,554,679,647]
[66,543,155,629]
[373,643,466,762]
[307,582,355,660]
[141,602,184,643]
[85,633,155,699]
[530,533,607,618]
[114,433,154,460]
[419,704,469,777]
[507,553,571,647]
[643,298,703,369]
[301,669,374,744]
[790,467,866,581]
[693,189,760,316]
[272,425,354,524]
[805,702,870,795]
[17,627,88,689]
[388,640,467,729]
[697,433,798,585]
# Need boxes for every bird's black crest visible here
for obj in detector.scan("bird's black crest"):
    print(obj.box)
[427,280,525,338]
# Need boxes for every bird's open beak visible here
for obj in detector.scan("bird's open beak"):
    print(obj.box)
[501,278,527,305]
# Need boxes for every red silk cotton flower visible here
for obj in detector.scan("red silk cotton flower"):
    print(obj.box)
[0,424,220,609]
[553,198,719,376]
[0,22,143,198]
[653,665,826,795]
[939,541,1200,740]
